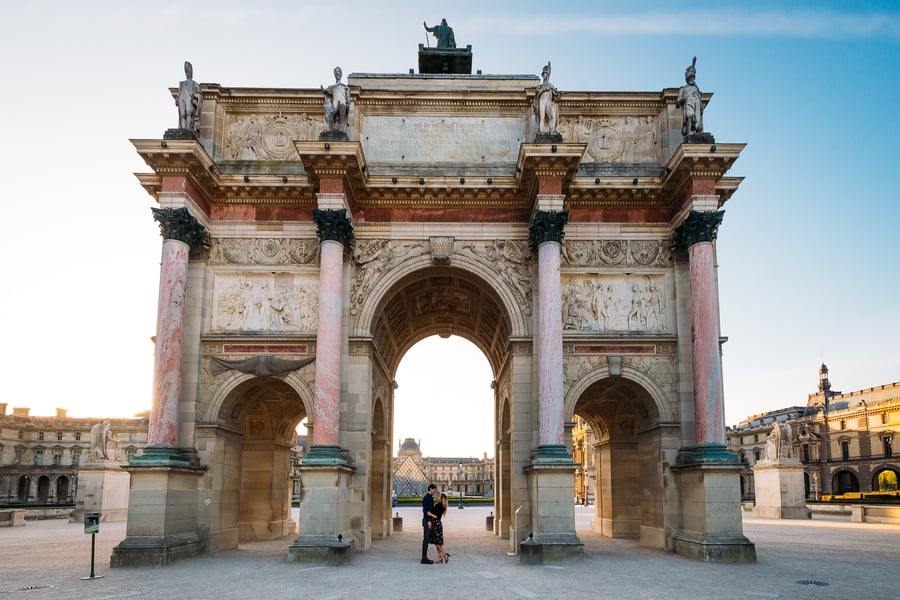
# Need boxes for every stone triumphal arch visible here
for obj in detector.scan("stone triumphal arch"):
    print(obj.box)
[111,45,756,566]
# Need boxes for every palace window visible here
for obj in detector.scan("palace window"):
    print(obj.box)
[883,413,889,425]
[57,432,63,441]
[802,444,810,462]
[753,449,760,461]
[840,420,846,430]
[18,430,24,440]
[72,450,81,465]
[75,432,82,441]
[14,449,22,464]
[34,449,44,465]
[841,440,850,461]
[884,437,893,459]
[52,450,62,465]
[38,432,44,441]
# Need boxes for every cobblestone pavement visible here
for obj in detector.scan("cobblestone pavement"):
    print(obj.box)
[2,507,899,599]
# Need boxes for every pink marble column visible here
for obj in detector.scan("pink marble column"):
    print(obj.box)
[312,239,343,447]
[308,208,353,456]
[148,207,205,448]
[537,240,564,447]
[674,209,726,448]
[529,210,569,454]
[688,241,724,446]
[148,239,189,447]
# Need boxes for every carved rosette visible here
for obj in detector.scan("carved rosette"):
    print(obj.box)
[312,208,354,246]
[671,210,725,254]
[151,207,207,250]
[529,210,569,250]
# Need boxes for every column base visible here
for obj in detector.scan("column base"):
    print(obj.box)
[531,444,574,464]
[671,531,757,563]
[129,446,200,468]
[303,444,353,466]
[110,532,203,567]
[672,446,756,563]
[519,533,584,564]
[111,453,205,568]
[287,534,353,565]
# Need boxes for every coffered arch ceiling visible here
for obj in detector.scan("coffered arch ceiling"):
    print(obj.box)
[370,266,511,376]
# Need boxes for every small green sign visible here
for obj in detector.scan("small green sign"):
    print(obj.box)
[84,512,100,534]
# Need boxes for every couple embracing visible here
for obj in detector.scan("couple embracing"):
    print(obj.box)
[420,483,451,564]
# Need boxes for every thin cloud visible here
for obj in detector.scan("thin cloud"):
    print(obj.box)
[467,10,900,40]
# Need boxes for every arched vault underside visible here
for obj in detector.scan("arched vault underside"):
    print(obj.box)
[368,266,511,375]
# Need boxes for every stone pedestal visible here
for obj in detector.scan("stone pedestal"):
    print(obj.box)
[69,462,130,524]
[418,44,473,74]
[288,459,356,564]
[752,459,810,519]
[672,448,757,563]
[523,453,583,560]
[110,450,205,567]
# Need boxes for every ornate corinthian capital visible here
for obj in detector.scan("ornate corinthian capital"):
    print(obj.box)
[312,208,354,246]
[671,209,725,253]
[151,207,207,249]
[529,209,569,250]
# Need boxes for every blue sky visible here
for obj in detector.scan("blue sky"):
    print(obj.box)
[1,2,897,457]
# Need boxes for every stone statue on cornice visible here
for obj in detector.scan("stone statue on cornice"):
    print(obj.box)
[533,62,561,142]
[675,56,713,143]
[321,66,350,141]
[176,61,202,138]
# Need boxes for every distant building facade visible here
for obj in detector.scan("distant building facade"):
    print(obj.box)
[571,416,596,504]
[392,438,494,498]
[726,366,900,501]
[0,404,149,504]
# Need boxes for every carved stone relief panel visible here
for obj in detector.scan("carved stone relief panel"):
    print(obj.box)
[224,113,325,160]
[349,240,429,313]
[457,240,533,316]
[562,274,669,332]
[211,272,319,333]
[563,239,672,268]
[209,238,319,265]
[557,116,659,164]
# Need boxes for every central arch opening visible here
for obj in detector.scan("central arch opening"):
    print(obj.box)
[366,264,513,536]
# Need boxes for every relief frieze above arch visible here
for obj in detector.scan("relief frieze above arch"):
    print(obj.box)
[457,240,533,316]
[224,113,325,160]
[557,116,660,164]
[563,239,672,268]
[209,238,320,265]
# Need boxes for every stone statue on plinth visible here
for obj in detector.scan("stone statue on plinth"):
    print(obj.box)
[675,56,714,144]
[88,420,119,462]
[765,422,794,461]
[753,420,808,519]
[170,61,202,140]
[424,18,456,48]
[321,66,350,141]
[533,61,561,143]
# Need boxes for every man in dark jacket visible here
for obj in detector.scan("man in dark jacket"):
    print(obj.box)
[421,483,438,563]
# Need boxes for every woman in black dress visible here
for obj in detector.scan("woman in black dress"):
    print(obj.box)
[429,492,450,563]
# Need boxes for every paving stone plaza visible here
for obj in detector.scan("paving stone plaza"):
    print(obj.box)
[3,507,899,599]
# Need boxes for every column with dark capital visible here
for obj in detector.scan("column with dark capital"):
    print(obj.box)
[148,207,206,453]
[529,209,569,457]
[308,208,353,461]
[672,209,726,450]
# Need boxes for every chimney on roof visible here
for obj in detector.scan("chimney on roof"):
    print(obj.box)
[56,408,68,418]
[12,407,30,417]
